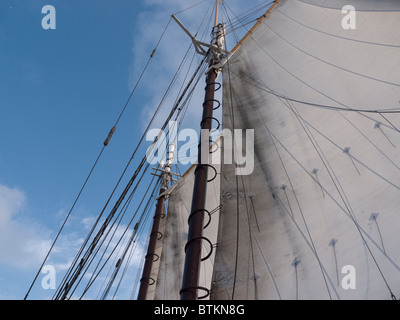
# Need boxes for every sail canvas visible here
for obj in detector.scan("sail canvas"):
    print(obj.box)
[211,0,400,300]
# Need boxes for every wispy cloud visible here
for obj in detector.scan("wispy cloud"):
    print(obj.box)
[0,185,51,270]
[0,184,89,298]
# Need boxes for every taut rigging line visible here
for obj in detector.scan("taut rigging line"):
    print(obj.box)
[23,18,172,300]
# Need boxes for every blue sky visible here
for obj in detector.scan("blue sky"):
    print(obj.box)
[0,0,270,300]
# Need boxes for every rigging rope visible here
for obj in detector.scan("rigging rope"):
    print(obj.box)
[262,102,397,299]
[227,55,400,116]
[27,0,223,300]
[24,18,172,301]
[222,2,400,138]
[77,162,157,299]
[286,100,397,299]
[97,176,160,300]
[54,55,207,300]
[266,99,334,299]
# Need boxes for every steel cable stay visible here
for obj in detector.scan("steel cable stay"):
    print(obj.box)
[53,160,155,299]
[230,0,275,22]
[94,221,133,300]
[84,168,152,276]
[126,8,212,301]
[53,127,155,299]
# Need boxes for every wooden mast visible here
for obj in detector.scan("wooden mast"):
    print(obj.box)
[180,0,220,300]
[214,0,219,27]
[137,145,175,300]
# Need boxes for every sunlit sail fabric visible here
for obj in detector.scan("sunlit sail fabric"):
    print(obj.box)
[211,0,400,300]
[153,159,221,300]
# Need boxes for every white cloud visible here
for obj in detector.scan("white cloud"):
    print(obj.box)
[0,185,52,270]
[0,185,83,273]
[0,185,25,225]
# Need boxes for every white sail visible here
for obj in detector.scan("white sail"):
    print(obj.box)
[211,0,400,300]
[153,148,221,300]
